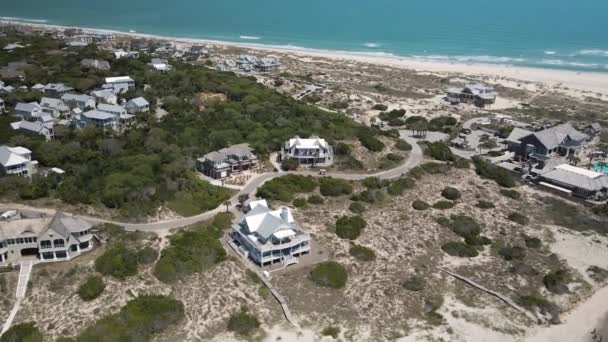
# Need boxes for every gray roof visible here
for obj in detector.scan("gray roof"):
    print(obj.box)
[505,127,533,144]
[97,103,125,114]
[44,83,73,93]
[49,212,93,236]
[83,110,116,120]
[127,97,149,107]
[255,214,290,240]
[542,165,608,192]
[11,120,53,134]
[203,143,255,162]
[80,59,111,71]
[40,97,68,110]
[61,93,95,103]
[91,90,115,99]
[532,123,588,150]
[15,102,41,113]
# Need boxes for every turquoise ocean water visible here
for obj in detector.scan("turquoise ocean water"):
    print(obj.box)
[1,0,608,72]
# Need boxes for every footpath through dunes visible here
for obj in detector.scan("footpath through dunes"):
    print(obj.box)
[1,133,423,232]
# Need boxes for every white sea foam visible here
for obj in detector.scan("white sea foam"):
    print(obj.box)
[412,55,526,64]
[129,29,136,33]
[544,50,557,55]
[0,16,48,23]
[239,35,261,40]
[575,49,608,57]
[539,59,599,68]
[362,43,381,48]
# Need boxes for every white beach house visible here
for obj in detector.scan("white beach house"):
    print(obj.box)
[231,200,311,269]
[281,135,334,167]
[0,145,33,177]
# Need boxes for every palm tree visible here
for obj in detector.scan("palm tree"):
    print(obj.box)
[224,200,231,212]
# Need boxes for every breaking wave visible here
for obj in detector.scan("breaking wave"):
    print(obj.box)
[362,42,381,48]
[575,49,608,57]
[0,16,48,23]
[239,35,261,40]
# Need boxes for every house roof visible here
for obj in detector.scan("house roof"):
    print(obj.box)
[203,143,255,162]
[31,83,45,90]
[105,76,133,84]
[40,97,68,110]
[287,135,329,149]
[542,164,608,192]
[11,120,53,134]
[15,102,42,114]
[44,83,73,93]
[128,97,149,107]
[532,123,588,150]
[91,90,116,99]
[97,103,125,114]
[505,127,533,144]
[83,110,116,120]
[61,93,95,103]
[0,145,29,167]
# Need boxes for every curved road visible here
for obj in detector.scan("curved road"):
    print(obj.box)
[3,132,423,232]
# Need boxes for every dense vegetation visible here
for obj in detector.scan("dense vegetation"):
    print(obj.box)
[335,215,367,240]
[473,158,516,188]
[0,34,369,220]
[310,261,348,289]
[77,276,106,301]
[76,295,184,341]
[256,175,317,202]
[153,214,229,283]
[0,322,43,342]
[94,244,139,279]
[227,308,261,336]
[319,177,353,197]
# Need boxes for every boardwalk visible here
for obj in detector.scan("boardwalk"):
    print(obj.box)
[1,261,33,334]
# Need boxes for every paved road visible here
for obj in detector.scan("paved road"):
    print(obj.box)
[2,134,423,232]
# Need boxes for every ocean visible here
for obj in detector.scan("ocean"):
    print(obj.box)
[1,0,608,72]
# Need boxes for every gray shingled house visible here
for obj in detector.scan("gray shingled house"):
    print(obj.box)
[507,123,588,160]
[196,143,257,179]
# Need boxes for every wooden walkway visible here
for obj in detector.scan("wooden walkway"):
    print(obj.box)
[438,268,540,323]
[2,261,34,335]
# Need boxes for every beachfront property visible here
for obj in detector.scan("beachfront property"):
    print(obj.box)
[506,123,588,160]
[235,55,280,72]
[43,83,74,98]
[61,93,96,111]
[40,97,70,117]
[10,120,55,141]
[80,58,111,71]
[148,58,172,71]
[80,110,118,130]
[0,145,32,177]
[536,164,608,201]
[231,200,311,268]
[446,83,497,107]
[125,97,150,113]
[91,90,118,105]
[256,57,281,72]
[280,135,334,167]
[196,143,257,179]
[0,210,96,266]
[190,45,209,58]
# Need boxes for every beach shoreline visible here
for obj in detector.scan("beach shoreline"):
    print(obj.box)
[3,19,608,96]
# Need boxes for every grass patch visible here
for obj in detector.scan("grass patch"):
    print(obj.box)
[387,177,416,195]
[293,197,308,208]
[166,179,232,217]
[227,308,260,336]
[310,261,348,289]
[349,244,376,262]
[500,189,521,199]
[508,212,529,225]
[498,246,527,261]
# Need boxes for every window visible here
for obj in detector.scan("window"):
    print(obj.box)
[40,240,51,249]
[7,239,14,245]
[53,239,65,248]
[16,238,24,244]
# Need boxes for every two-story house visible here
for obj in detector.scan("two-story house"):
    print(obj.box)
[40,97,70,118]
[231,200,311,269]
[61,93,96,111]
[281,135,334,167]
[80,110,118,130]
[0,145,32,177]
[196,143,257,179]
[125,97,149,113]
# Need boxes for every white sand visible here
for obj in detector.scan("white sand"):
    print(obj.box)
[4,20,608,96]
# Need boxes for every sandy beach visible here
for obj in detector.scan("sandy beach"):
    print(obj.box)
[3,19,608,96]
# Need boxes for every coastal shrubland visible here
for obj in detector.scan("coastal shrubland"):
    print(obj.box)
[0,322,43,342]
[335,215,367,240]
[310,261,348,289]
[257,175,317,202]
[94,244,139,280]
[441,187,461,200]
[77,276,105,301]
[473,158,516,188]
[412,199,430,210]
[227,308,261,336]
[319,177,353,197]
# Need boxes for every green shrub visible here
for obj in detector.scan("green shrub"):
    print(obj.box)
[137,246,159,264]
[349,201,366,214]
[441,241,479,257]
[403,275,426,291]
[464,235,492,246]
[95,244,138,280]
[357,130,385,152]
[310,261,348,289]
[280,158,300,171]
[334,142,352,156]
[498,246,527,261]
[77,276,105,301]
[441,187,461,200]
[433,200,456,210]
[412,200,430,210]
[77,295,184,341]
[395,139,412,151]
[429,116,458,131]
[508,212,529,225]
[385,153,404,162]
[427,142,454,161]
[543,270,570,294]
[212,212,234,230]
[355,189,385,204]
[473,158,516,188]
[153,221,226,284]
[0,322,42,342]
[448,215,482,239]
[372,104,388,111]
[307,195,325,205]
[452,157,471,169]
[362,177,389,189]
[319,177,353,197]
[349,244,376,262]
[335,215,367,240]
[523,235,542,248]
[257,175,317,202]
[475,200,495,209]
[293,197,308,208]
[509,262,539,276]
[420,162,451,174]
[500,189,521,199]
[387,177,415,195]
[321,326,341,339]
[227,308,260,336]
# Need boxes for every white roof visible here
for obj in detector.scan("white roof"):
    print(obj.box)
[0,146,29,167]
[273,229,296,239]
[83,110,116,120]
[51,167,65,174]
[97,103,125,113]
[8,146,31,155]
[248,199,268,210]
[554,164,603,179]
[287,135,329,149]
[105,76,134,84]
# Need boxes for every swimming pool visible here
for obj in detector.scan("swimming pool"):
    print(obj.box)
[593,162,608,174]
